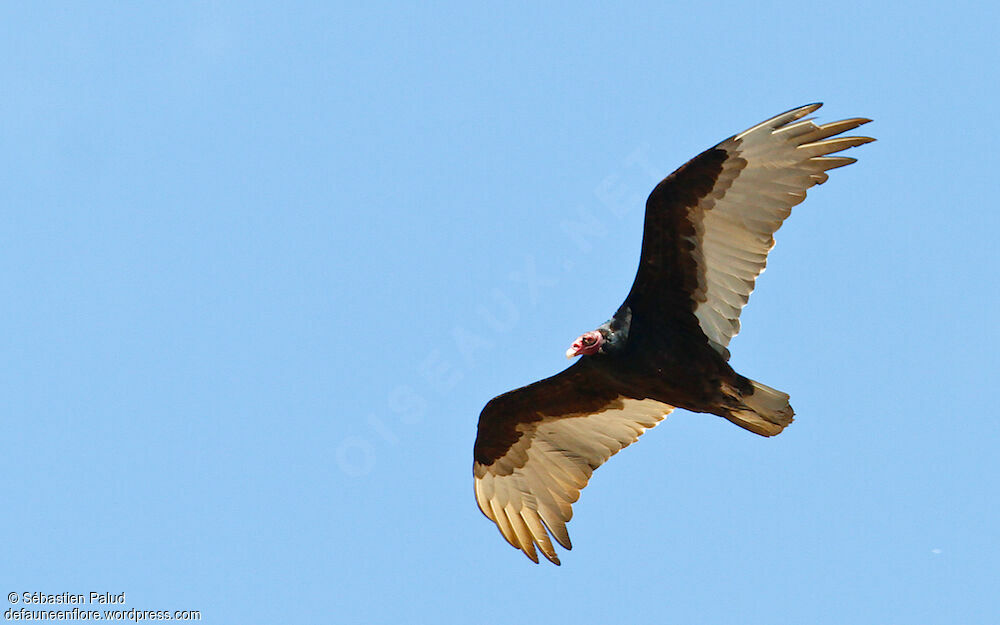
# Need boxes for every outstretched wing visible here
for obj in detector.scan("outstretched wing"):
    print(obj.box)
[473,359,674,564]
[627,103,874,356]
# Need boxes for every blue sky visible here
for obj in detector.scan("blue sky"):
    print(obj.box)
[2,2,997,623]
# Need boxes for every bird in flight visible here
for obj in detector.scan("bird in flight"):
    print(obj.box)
[472,103,874,565]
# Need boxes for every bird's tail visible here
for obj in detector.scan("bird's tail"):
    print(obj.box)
[723,379,794,437]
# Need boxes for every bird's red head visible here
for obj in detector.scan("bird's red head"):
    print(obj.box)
[566,330,604,358]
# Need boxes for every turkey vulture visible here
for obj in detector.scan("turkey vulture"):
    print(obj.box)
[473,103,874,565]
